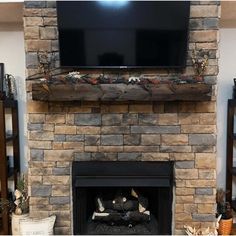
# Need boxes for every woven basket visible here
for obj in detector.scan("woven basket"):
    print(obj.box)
[218,218,233,235]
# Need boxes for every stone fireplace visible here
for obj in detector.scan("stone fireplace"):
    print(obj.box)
[23,1,220,235]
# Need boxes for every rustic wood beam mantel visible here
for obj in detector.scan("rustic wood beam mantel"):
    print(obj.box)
[32,82,212,102]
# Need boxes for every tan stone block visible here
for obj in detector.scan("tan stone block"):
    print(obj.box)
[186,180,216,188]
[85,146,99,152]
[28,176,42,185]
[198,204,215,214]
[68,107,91,113]
[142,153,169,161]
[99,146,123,152]
[30,197,49,205]
[66,114,74,125]
[170,153,194,161]
[176,196,194,204]
[46,114,65,124]
[124,146,159,152]
[190,5,218,18]
[205,66,218,76]
[43,124,54,132]
[29,167,52,176]
[29,114,45,123]
[31,204,52,211]
[28,141,52,149]
[179,113,200,125]
[175,180,186,188]
[181,125,216,134]
[196,42,218,50]
[52,204,70,211]
[196,102,216,113]
[199,169,216,179]
[141,134,160,145]
[195,153,216,169]
[53,142,63,149]
[109,105,128,113]
[43,17,57,26]
[27,101,48,113]
[199,113,216,125]
[55,126,76,134]
[43,176,70,185]
[29,161,56,168]
[184,204,197,214]
[44,150,74,161]
[158,114,178,125]
[24,17,43,26]
[63,142,84,150]
[23,9,42,17]
[129,104,153,113]
[189,30,218,43]
[162,134,188,145]
[29,131,54,141]
[29,211,49,218]
[175,169,198,180]
[24,26,39,39]
[175,204,184,213]
[42,9,57,17]
[195,195,215,204]
[57,162,70,168]
[175,212,192,221]
[25,40,51,52]
[77,126,100,134]
[176,188,195,196]
[52,185,70,196]
[40,27,57,40]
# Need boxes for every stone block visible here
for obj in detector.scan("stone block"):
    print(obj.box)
[175,169,198,180]
[43,124,54,131]
[44,150,74,161]
[77,126,100,134]
[129,104,153,113]
[24,27,39,40]
[55,126,76,134]
[30,197,49,205]
[31,185,52,197]
[160,146,191,153]
[27,123,43,131]
[27,101,48,113]
[186,180,216,188]
[99,146,123,152]
[161,134,188,145]
[158,114,178,125]
[195,101,216,113]
[199,169,216,179]
[26,52,39,68]
[46,1,56,8]
[91,153,117,161]
[46,114,65,124]
[192,145,215,153]
[175,213,192,221]
[138,114,158,125]
[101,126,129,134]
[131,125,180,134]
[141,134,160,145]
[29,131,54,141]
[40,27,58,40]
[25,1,46,8]
[28,176,42,185]
[66,135,84,142]
[74,153,91,161]
[122,114,138,125]
[85,146,98,152]
[66,114,74,125]
[52,167,70,175]
[181,125,216,133]
[142,153,169,161]
[196,188,213,195]
[124,134,140,145]
[176,195,194,204]
[124,146,159,152]
[118,153,142,161]
[85,135,100,145]
[50,196,70,205]
[101,135,123,146]
[63,142,84,150]
[198,204,215,214]
[29,141,52,149]
[30,149,44,161]
[170,153,194,161]
[52,142,63,150]
[176,188,195,196]
[24,17,43,26]
[179,113,200,125]
[175,204,184,213]
[44,17,57,26]
[190,5,218,18]
[102,114,122,125]
[184,204,197,214]
[43,176,70,185]
[42,9,57,17]
[153,102,164,113]
[54,135,66,142]
[199,113,216,125]
[175,161,194,169]
[195,153,216,169]
[189,134,216,145]
[23,8,42,17]
[189,30,217,43]
[75,114,101,126]
[192,214,215,222]
[25,39,51,52]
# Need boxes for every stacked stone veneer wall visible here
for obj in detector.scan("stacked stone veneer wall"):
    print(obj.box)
[23,1,220,235]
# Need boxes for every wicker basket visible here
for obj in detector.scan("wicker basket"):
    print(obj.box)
[218,218,233,235]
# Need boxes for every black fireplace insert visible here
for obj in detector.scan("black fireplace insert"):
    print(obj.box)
[72,161,173,235]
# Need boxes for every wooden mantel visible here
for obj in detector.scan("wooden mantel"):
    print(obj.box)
[32,82,212,102]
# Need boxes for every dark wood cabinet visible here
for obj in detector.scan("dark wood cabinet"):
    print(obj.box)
[0,99,20,234]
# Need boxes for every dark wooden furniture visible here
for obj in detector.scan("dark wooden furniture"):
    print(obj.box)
[0,99,20,234]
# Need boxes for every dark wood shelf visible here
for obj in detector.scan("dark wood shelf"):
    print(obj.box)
[32,82,212,102]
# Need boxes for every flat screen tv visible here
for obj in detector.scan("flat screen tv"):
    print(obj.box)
[57,1,190,69]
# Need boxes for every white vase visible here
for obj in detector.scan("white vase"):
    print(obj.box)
[11,213,29,235]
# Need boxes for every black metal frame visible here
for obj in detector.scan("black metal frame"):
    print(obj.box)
[0,63,4,93]
[72,161,173,235]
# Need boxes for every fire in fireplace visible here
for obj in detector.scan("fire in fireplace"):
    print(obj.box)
[72,161,173,235]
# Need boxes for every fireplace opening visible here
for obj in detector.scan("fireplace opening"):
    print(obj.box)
[72,161,173,235]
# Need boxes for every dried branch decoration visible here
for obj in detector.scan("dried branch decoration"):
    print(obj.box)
[191,50,208,76]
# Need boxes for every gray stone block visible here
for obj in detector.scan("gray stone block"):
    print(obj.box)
[192,214,215,222]
[54,135,66,142]
[131,126,180,134]
[175,161,194,169]
[91,153,117,161]
[192,145,215,153]
[25,1,46,8]
[101,126,130,134]
[102,114,122,125]
[75,114,101,126]
[74,153,91,161]
[66,135,84,142]
[189,134,216,146]
[30,149,44,161]
[26,53,38,68]
[118,153,142,161]
[46,1,56,8]
[196,188,213,195]
[50,196,70,205]
[124,134,140,145]
[28,124,43,131]
[203,18,218,29]
[31,185,51,197]
[138,114,158,125]
[53,167,70,175]
[122,114,138,125]
[204,76,217,85]
[85,135,100,145]
[101,135,123,145]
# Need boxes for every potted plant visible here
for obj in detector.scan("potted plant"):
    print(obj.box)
[216,188,233,235]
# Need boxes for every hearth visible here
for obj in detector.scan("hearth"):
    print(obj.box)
[72,161,173,235]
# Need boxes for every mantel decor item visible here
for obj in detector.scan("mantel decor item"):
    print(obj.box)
[0,63,5,99]
[4,74,16,99]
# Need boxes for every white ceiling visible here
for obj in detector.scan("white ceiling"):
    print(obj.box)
[0,2,236,28]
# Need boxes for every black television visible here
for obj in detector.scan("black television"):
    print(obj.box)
[57,1,190,69]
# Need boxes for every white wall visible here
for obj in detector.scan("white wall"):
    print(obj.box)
[217,29,236,192]
[0,30,27,172]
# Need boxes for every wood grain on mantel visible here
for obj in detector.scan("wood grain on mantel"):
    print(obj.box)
[32,82,212,102]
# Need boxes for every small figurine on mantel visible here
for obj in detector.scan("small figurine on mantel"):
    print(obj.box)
[191,49,208,82]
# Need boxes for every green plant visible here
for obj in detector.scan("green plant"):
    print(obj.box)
[216,188,232,220]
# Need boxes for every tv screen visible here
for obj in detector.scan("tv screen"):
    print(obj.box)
[57,1,190,68]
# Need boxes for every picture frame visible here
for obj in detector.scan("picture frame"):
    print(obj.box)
[0,63,4,92]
